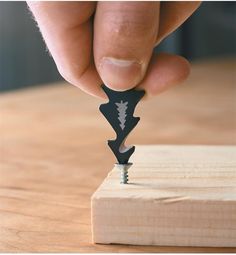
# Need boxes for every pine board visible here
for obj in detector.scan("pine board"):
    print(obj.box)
[92,145,236,247]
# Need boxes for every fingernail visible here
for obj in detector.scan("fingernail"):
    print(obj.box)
[99,57,143,90]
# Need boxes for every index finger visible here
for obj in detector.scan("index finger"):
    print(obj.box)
[27,2,104,98]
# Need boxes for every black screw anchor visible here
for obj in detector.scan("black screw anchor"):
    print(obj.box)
[99,85,145,184]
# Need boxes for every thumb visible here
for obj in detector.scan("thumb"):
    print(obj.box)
[94,2,160,91]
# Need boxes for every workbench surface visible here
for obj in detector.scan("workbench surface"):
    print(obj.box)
[0,58,235,252]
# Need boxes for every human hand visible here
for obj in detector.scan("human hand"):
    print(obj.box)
[28,1,200,98]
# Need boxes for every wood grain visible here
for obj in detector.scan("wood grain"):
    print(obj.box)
[0,58,235,252]
[92,145,236,247]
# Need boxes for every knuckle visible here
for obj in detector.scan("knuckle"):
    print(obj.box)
[102,10,157,46]
[109,18,153,41]
[101,19,156,58]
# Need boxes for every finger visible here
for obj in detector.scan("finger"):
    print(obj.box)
[27,2,104,98]
[138,52,190,96]
[156,1,201,45]
[94,2,160,91]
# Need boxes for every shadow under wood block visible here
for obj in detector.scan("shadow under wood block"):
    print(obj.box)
[91,145,236,247]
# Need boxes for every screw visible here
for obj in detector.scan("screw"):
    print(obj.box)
[120,168,128,184]
[115,163,133,184]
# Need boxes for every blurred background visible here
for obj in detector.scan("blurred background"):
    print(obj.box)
[0,1,235,92]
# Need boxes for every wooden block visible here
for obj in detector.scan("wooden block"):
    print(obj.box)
[91,145,236,247]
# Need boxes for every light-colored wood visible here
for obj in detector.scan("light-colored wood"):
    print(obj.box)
[0,58,235,252]
[92,145,236,247]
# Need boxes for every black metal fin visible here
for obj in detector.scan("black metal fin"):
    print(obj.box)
[99,85,145,164]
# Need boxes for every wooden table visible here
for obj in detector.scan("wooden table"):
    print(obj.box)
[0,58,235,252]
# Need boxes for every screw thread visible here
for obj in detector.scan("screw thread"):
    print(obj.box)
[114,163,132,184]
[120,169,129,184]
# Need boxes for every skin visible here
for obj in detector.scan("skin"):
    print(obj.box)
[27,1,201,99]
